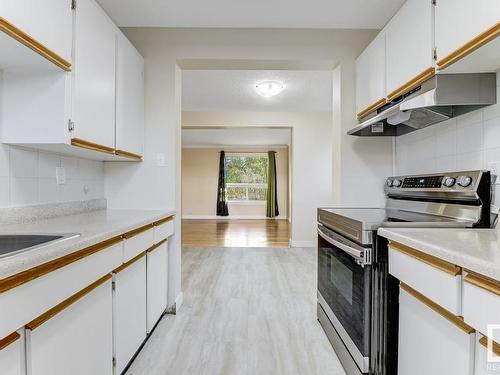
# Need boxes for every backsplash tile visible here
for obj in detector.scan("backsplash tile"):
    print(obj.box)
[0,144,105,208]
[395,70,500,205]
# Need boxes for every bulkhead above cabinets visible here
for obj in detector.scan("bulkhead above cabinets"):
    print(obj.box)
[0,0,145,161]
[352,0,500,137]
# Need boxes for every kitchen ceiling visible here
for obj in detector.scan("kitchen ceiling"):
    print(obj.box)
[182,70,332,112]
[96,0,405,29]
[182,128,291,147]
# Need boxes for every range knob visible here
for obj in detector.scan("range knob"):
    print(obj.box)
[458,176,473,187]
[442,177,456,187]
[393,179,402,187]
[386,179,394,187]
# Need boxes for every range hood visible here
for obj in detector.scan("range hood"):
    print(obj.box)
[348,73,497,136]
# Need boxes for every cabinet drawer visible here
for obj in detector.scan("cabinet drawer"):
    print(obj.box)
[154,217,174,243]
[463,273,500,343]
[123,225,154,262]
[389,242,462,315]
[0,241,122,339]
[0,331,23,375]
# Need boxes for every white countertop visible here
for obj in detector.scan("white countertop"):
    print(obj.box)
[378,227,500,282]
[0,209,175,279]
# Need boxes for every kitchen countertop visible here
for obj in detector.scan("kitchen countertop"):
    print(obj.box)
[0,209,175,280]
[378,227,500,282]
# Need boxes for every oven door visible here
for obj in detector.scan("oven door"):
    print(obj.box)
[317,224,371,373]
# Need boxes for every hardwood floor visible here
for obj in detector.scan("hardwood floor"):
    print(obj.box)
[126,247,345,375]
[182,219,291,248]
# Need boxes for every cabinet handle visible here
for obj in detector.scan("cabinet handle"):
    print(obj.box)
[357,98,387,120]
[26,274,112,331]
[437,22,500,70]
[479,335,500,357]
[147,239,167,254]
[400,283,475,334]
[0,236,122,294]
[122,223,154,239]
[153,216,174,226]
[71,138,115,155]
[0,332,20,351]
[387,67,435,102]
[0,17,71,71]
[390,241,462,276]
[115,149,143,161]
[464,272,500,296]
[113,251,146,274]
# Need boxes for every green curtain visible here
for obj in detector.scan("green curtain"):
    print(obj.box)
[266,151,279,218]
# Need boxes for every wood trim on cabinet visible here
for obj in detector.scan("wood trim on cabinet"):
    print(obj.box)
[0,235,122,294]
[0,332,20,351]
[437,22,500,71]
[153,215,174,226]
[479,335,500,357]
[147,239,168,254]
[112,251,146,274]
[122,223,154,240]
[71,138,115,155]
[115,149,143,160]
[0,17,71,71]
[400,282,475,334]
[25,274,112,331]
[389,241,462,276]
[464,272,500,296]
[387,67,435,102]
[356,98,387,120]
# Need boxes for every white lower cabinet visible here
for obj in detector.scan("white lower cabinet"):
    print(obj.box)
[398,285,475,375]
[0,331,23,375]
[113,254,147,374]
[146,241,168,333]
[27,276,113,375]
[475,334,500,375]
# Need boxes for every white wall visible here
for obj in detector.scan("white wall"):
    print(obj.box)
[0,144,104,207]
[104,28,393,308]
[395,71,500,204]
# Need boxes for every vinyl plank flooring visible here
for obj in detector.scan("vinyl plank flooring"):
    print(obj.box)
[126,247,345,375]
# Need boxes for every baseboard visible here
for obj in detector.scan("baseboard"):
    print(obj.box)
[182,215,288,220]
[291,240,315,248]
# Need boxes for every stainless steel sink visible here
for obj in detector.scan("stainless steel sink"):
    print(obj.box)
[0,233,81,259]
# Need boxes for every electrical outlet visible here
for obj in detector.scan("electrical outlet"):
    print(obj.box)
[488,162,500,184]
[56,166,66,185]
[156,153,166,167]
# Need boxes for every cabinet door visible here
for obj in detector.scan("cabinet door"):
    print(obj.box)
[146,243,168,333]
[28,277,113,375]
[113,256,147,374]
[385,0,434,99]
[435,0,500,66]
[0,332,23,375]
[73,0,116,149]
[398,286,475,375]
[0,0,73,63]
[116,32,145,157]
[475,334,500,375]
[355,31,386,118]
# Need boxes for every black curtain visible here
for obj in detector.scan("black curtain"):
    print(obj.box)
[216,151,229,216]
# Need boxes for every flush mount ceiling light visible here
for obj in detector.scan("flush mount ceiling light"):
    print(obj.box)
[255,81,285,98]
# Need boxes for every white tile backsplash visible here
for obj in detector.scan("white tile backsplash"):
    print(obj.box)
[395,71,500,205]
[0,145,105,208]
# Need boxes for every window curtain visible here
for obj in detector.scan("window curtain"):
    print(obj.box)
[266,151,279,218]
[216,151,229,216]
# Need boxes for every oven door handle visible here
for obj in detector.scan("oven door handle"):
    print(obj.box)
[318,227,365,262]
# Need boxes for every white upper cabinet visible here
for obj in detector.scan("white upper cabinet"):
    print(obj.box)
[435,0,500,72]
[116,32,145,158]
[0,0,73,66]
[73,0,116,149]
[355,31,386,118]
[385,0,434,99]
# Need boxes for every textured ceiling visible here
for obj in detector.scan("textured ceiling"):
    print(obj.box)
[182,70,332,112]
[182,128,291,147]
[97,0,405,28]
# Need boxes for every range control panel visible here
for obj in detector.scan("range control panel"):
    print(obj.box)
[385,170,483,192]
[402,176,443,189]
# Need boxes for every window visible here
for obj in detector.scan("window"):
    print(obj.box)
[225,153,268,202]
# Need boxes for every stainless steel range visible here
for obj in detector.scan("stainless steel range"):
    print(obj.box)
[317,170,493,375]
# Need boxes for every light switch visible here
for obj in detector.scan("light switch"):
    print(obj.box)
[56,166,66,185]
[488,162,500,184]
[156,153,166,167]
